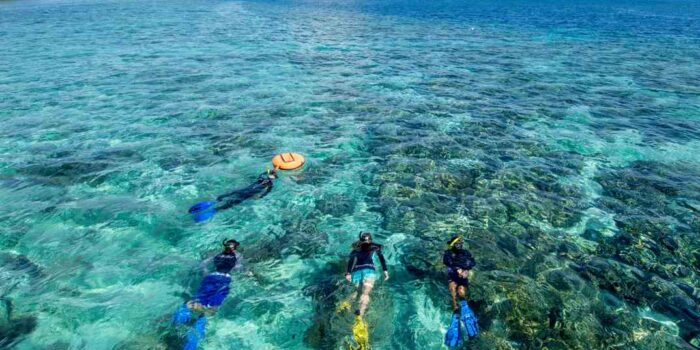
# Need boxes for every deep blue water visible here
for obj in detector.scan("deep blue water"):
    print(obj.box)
[1,0,700,349]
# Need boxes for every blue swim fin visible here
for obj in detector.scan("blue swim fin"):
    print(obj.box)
[192,208,217,222]
[183,315,207,350]
[188,201,217,214]
[172,304,191,326]
[460,300,479,338]
[444,312,462,347]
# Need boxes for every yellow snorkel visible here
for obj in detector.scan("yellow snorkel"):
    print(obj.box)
[448,236,462,249]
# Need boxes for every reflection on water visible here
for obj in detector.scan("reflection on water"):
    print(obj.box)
[1,0,700,348]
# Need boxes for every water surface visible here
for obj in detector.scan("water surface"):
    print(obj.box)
[1,0,700,348]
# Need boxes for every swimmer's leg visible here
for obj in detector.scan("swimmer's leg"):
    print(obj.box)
[172,304,192,326]
[183,315,207,350]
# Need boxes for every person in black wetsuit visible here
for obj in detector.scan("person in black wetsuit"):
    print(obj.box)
[188,169,278,222]
[443,236,476,312]
[342,232,389,317]
[215,169,277,210]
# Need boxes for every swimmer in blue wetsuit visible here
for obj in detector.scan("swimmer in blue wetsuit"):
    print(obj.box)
[172,239,242,350]
[342,232,389,317]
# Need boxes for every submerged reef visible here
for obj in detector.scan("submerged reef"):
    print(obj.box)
[0,254,40,348]
[303,109,700,349]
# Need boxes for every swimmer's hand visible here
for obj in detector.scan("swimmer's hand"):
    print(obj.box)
[245,271,254,277]
[345,273,351,282]
[384,271,390,281]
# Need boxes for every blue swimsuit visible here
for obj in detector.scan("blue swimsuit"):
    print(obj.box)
[194,252,237,307]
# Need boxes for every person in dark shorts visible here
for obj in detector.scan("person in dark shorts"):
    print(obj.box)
[443,236,475,312]
[442,235,479,345]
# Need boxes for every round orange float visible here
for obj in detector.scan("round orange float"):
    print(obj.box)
[272,152,305,170]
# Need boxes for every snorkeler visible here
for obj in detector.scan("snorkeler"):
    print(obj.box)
[188,169,278,222]
[443,236,475,311]
[443,236,479,347]
[340,232,388,350]
[172,239,242,350]
[342,232,389,316]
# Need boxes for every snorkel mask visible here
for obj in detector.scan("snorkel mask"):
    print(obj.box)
[359,232,372,243]
[222,239,240,252]
[358,232,372,250]
[448,236,463,250]
[266,167,278,179]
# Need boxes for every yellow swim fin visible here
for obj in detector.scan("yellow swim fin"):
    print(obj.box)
[347,315,370,350]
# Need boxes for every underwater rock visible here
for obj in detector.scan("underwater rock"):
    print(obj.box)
[245,215,330,261]
[545,269,585,292]
[0,253,44,280]
[556,240,583,259]
[433,168,478,192]
[400,239,444,279]
[519,252,564,279]
[0,253,45,298]
[674,265,692,278]
[294,164,336,186]
[314,193,356,217]
[0,315,37,348]
[582,228,603,242]
[660,235,680,251]
[301,262,365,349]
[676,282,696,295]
[19,146,146,186]
[496,234,521,256]
[114,337,167,350]
[0,298,37,348]
[688,334,700,348]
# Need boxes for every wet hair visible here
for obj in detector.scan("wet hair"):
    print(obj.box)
[350,232,373,251]
[354,232,373,251]
[222,239,240,253]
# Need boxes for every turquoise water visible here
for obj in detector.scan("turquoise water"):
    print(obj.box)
[1,0,700,348]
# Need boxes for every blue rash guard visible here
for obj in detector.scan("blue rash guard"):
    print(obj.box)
[194,252,239,308]
[215,173,274,210]
[443,248,476,287]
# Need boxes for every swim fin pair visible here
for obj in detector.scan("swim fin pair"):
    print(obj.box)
[444,301,479,348]
[188,201,218,222]
[347,315,370,350]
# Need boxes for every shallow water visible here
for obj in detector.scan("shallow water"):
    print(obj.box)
[1,0,700,348]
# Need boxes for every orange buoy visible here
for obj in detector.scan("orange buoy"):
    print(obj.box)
[272,152,305,170]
